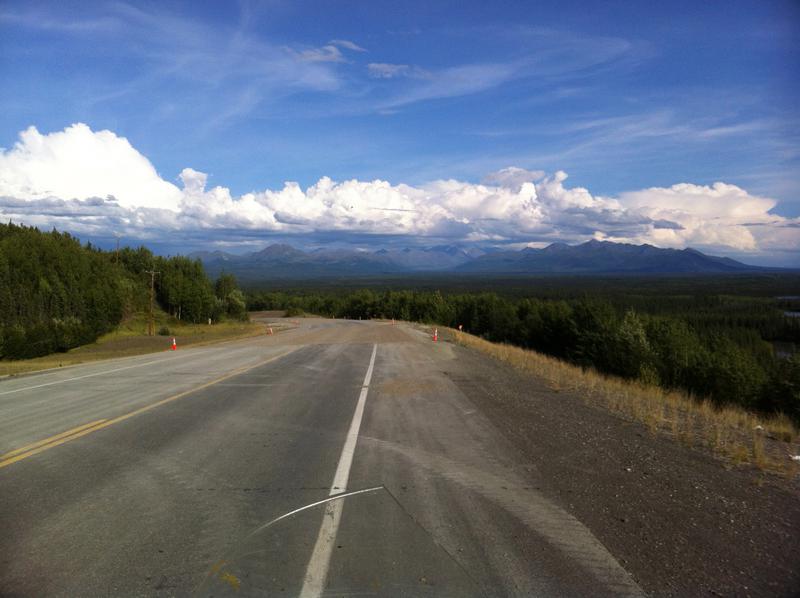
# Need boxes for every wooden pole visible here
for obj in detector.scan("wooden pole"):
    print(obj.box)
[145,270,160,336]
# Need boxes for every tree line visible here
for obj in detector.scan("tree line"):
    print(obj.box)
[3,222,796,421]
[248,288,800,421]
[0,223,246,360]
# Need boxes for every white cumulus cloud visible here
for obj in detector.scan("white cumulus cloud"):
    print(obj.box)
[482,166,546,192]
[616,182,781,251]
[0,123,795,263]
[0,123,181,210]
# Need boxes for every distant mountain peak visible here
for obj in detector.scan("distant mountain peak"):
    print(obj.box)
[250,243,306,260]
[253,243,302,254]
[456,240,765,274]
[190,240,770,280]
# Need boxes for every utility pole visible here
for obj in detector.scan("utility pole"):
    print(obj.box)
[145,269,160,336]
[114,234,121,264]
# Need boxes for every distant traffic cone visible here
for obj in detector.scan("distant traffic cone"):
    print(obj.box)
[268,327,274,335]
[171,337,177,350]
[433,328,438,342]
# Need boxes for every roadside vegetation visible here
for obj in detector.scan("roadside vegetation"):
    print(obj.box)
[247,286,800,425]
[0,223,249,362]
[3,222,797,465]
[450,328,798,474]
[0,315,261,377]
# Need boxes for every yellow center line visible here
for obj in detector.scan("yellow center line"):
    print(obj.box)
[0,419,108,460]
[0,348,297,470]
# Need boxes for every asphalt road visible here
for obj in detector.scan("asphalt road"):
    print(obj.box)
[0,318,643,597]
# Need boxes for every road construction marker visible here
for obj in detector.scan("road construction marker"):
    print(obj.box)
[433,328,439,342]
[171,337,177,350]
[0,348,297,470]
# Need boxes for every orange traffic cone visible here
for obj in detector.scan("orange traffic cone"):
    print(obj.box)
[171,337,177,350]
[268,327,274,335]
[433,328,438,342]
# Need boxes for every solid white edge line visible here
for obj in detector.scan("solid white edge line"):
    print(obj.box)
[0,340,283,397]
[300,342,378,598]
[0,353,187,397]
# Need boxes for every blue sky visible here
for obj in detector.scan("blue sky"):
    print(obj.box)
[0,0,798,264]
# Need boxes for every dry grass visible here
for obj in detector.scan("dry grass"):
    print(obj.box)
[0,313,266,377]
[449,328,799,477]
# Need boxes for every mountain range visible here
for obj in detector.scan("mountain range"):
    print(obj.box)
[188,240,774,280]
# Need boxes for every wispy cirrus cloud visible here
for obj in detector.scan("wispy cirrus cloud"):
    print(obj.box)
[474,110,782,142]
[367,62,430,79]
[329,39,367,52]
[0,8,118,32]
[3,2,351,125]
[0,4,641,122]
[368,26,638,109]
[378,62,523,107]
[469,109,798,186]
[290,39,367,63]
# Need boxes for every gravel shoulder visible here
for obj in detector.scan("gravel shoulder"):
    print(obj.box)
[441,337,800,597]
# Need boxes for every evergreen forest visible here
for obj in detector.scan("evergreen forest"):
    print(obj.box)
[2,222,798,423]
[0,223,246,360]
[247,283,800,421]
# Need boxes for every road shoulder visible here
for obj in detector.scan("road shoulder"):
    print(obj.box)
[442,340,800,597]
[0,320,269,378]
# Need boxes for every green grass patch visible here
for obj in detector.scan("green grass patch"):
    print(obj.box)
[0,311,263,377]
